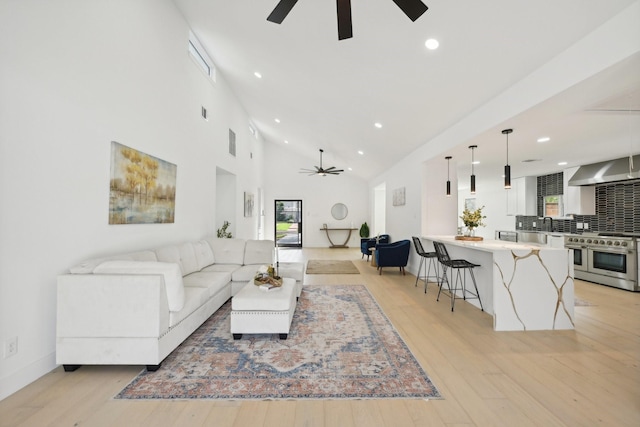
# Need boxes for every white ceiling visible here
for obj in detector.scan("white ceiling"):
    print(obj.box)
[173,0,640,181]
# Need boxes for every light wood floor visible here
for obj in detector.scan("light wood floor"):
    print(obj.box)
[2,247,639,426]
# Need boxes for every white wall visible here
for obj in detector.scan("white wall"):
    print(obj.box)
[263,142,369,247]
[0,0,264,400]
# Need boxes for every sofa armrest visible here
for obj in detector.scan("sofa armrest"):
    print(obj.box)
[57,274,170,338]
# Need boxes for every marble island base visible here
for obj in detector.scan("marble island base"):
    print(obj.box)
[423,236,575,331]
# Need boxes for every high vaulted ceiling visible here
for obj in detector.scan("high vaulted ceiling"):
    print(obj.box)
[174,0,640,181]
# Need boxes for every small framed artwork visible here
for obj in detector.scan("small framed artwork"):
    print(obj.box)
[244,192,254,217]
[392,187,406,206]
[465,198,476,211]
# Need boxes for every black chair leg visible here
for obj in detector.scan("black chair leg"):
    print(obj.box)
[414,257,424,287]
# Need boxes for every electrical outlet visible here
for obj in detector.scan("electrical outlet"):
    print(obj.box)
[4,337,18,359]
[584,223,589,230]
[577,222,583,229]
[518,222,522,227]
[532,221,537,227]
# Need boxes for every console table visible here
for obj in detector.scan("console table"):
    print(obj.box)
[320,228,357,248]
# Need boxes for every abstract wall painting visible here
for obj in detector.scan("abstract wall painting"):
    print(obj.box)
[109,141,177,224]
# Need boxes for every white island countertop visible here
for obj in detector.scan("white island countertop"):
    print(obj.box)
[422,236,574,331]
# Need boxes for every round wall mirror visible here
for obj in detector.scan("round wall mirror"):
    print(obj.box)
[331,203,348,220]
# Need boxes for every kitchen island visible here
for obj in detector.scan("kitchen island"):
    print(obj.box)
[423,236,574,331]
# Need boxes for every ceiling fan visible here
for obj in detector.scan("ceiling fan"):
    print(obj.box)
[267,0,428,40]
[300,149,344,176]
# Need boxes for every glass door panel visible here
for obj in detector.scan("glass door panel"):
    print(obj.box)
[275,200,302,248]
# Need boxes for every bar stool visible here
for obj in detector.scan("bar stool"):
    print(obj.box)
[433,241,483,312]
[411,236,439,293]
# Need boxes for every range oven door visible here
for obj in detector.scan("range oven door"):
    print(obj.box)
[566,246,587,273]
[587,247,636,281]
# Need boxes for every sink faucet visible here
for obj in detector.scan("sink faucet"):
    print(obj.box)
[543,216,554,232]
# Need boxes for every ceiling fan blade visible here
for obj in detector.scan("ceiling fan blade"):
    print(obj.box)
[391,0,428,22]
[336,0,353,40]
[267,0,299,24]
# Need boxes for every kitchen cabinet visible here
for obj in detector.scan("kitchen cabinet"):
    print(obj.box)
[563,167,595,215]
[506,176,537,216]
[547,234,565,248]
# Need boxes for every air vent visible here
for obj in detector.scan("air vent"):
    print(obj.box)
[522,159,541,163]
[229,129,236,157]
[201,106,207,120]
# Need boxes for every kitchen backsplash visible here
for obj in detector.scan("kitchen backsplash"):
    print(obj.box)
[517,178,640,234]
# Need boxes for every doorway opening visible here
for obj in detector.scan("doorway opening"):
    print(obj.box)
[275,200,302,247]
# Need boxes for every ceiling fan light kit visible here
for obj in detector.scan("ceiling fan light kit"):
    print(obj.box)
[268,0,428,40]
[299,149,344,176]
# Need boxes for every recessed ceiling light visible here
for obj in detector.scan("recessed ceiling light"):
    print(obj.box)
[472,161,480,165]
[254,72,262,79]
[284,140,289,144]
[374,122,382,128]
[358,150,364,155]
[558,161,568,166]
[425,39,439,50]
[537,137,550,143]
[275,118,280,123]
[348,167,353,171]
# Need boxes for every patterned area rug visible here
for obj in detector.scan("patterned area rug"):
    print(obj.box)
[115,285,441,400]
[305,259,360,274]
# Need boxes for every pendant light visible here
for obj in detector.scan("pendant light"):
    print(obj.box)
[469,145,477,194]
[445,156,452,196]
[502,128,513,189]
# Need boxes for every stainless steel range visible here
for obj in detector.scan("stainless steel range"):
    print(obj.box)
[564,234,638,291]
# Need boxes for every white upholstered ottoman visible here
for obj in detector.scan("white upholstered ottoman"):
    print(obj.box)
[230,278,296,340]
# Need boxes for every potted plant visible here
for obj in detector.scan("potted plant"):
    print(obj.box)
[217,221,233,238]
[359,222,370,238]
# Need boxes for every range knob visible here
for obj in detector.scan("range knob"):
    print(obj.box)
[600,240,606,244]
[614,241,621,246]
[621,242,628,247]
[585,239,591,243]
[607,241,613,245]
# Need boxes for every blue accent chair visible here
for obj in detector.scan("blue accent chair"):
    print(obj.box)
[375,239,411,275]
[360,234,390,261]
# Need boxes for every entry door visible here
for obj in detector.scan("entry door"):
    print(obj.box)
[275,200,302,247]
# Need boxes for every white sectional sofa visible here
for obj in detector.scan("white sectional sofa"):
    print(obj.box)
[56,237,304,372]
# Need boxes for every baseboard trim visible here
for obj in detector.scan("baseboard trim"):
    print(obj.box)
[0,351,57,401]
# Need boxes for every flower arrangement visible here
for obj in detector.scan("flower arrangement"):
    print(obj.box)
[460,206,486,229]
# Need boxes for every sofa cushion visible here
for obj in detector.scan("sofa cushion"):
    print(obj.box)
[178,242,199,275]
[193,240,215,270]
[205,237,246,265]
[93,260,185,312]
[183,271,231,298]
[169,287,208,327]
[69,250,158,274]
[154,245,183,273]
[232,264,264,283]
[243,240,274,265]
[201,264,239,274]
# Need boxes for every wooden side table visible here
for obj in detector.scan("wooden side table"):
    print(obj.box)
[320,227,357,248]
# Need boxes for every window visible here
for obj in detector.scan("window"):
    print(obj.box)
[188,32,216,82]
[543,195,564,217]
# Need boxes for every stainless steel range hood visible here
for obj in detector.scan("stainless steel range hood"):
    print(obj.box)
[568,155,640,186]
